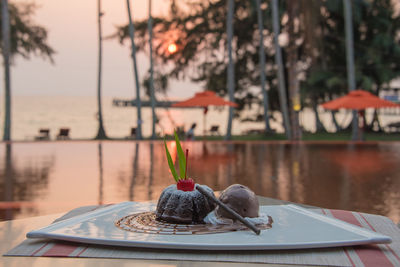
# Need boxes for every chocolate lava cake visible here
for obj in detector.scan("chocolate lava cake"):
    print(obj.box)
[155,184,216,224]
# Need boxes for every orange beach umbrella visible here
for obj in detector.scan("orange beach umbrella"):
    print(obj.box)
[321,90,399,140]
[321,90,399,110]
[172,90,238,108]
[172,90,238,136]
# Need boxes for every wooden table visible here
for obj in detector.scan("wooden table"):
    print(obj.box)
[0,197,311,267]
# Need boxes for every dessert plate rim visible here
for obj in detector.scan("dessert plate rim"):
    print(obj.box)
[26,201,392,250]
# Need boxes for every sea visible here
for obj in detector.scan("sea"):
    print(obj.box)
[1,96,400,223]
[0,95,399,141]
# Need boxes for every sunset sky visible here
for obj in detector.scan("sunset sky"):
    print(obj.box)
[6,1,400,99]
[7,0,201,98]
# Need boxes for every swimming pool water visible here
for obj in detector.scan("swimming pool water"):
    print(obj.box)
[0,141,399,223]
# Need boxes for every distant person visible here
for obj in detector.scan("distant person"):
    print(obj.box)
[186,123,197,141]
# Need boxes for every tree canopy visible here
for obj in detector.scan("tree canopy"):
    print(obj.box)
[115,0,400,129]
[0,2,55,62]
[302,0,400,104]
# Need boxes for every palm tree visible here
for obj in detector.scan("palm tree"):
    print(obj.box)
[287,0,301,140]
[225,0,235,141]
[2,0,11,141]
[95,0,107,139]
[271,0,291,139]
[1,3,54,141]
[126,0,143,140]
[255,0,270,133]
[148,0,156,139]
[343,0,358,140]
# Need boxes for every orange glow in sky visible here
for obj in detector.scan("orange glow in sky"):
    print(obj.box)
[167,43,177,54]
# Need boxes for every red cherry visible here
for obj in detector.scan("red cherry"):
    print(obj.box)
[177,178,195,191]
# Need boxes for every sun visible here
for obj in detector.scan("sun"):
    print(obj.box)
[167,43,177,54]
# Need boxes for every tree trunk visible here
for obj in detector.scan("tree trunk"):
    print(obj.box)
[368,88,383,132]
[330,111,341,131]
[271,0,291,139]
[2,0,11,141]
[225,0,235,140]
[343,0,358,140]
[127,0,143,140]
[369,109,383,132]
[148,0,156,139]
[95,0,108,140]
[312,101,326,132]
[255,0,270,133]
[287,0,301,140]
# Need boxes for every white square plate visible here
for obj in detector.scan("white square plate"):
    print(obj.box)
[26,202,391,250]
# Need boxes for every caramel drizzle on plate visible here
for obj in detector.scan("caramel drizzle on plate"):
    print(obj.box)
[115,211,273,235]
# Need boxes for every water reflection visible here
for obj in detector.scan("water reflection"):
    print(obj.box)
[0,143,55,220]
[129,143,139,201]
[98,143,104,205]
[0,141,399,223]
[3,144,13,220]
[148,143,154,200]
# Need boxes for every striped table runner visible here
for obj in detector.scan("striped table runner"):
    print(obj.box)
[5,205,400,266]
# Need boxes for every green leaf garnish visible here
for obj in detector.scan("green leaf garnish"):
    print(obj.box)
[164,139,179,182]
[174,130,186,179]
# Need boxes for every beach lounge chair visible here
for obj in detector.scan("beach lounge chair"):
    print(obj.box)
[209,125,220,135]
[385,121,400,132]
[126,127,136,139]
[56,128,70,140]
[35,128,50,140]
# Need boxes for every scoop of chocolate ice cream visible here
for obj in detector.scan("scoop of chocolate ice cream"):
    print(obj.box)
[215,184,259,219]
